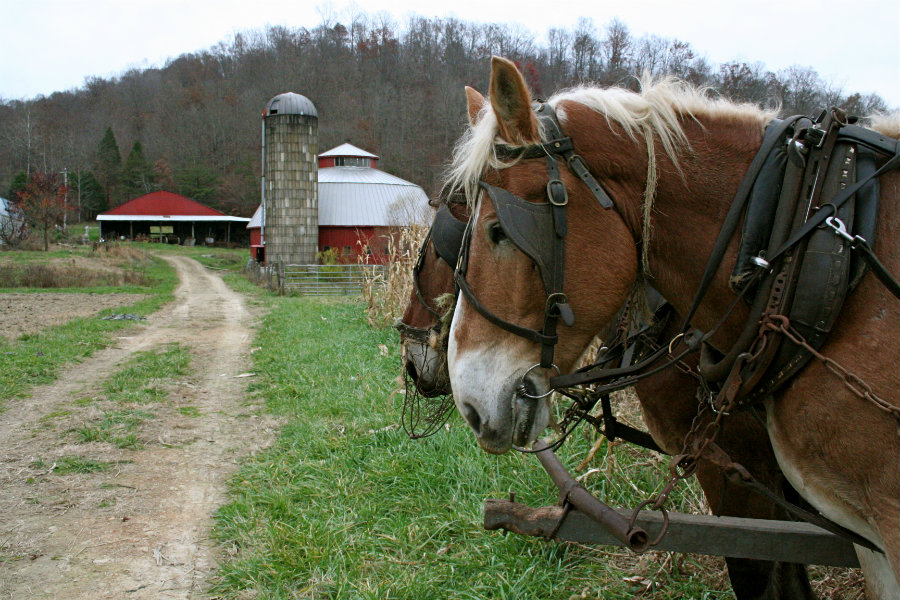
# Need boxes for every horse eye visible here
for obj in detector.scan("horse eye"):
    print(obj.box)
[488,222,507,245]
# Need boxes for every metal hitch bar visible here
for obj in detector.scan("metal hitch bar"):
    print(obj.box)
[484,439,860,567]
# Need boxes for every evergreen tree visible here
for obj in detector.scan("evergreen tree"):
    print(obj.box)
[7,170,28,202]
[121,140,156,199]
[96,127,122,207]
[175,166,219,205]
[69,170,107,219]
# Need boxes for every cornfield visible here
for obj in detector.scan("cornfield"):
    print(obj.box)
[360,225,428,326]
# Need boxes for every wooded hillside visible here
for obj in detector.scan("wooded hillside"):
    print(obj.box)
[1,13,890,219]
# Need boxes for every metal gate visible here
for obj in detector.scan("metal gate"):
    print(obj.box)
[282,264,385,296]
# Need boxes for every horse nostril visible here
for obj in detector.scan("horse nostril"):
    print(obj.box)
[461,402,482,436]
[405,361,419,382]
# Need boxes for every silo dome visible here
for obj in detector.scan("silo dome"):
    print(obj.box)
[265,92,317,118]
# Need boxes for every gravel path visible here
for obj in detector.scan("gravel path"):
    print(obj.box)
[0,256,274,599]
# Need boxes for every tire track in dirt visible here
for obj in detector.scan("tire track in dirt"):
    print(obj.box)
[0,255,274,599]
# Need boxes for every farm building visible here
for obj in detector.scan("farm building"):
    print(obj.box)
[96,191,250,245]
[249,142,430,264]
[0,196,25,243]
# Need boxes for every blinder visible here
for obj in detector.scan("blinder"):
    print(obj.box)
[431,204,466,266]
[479,181,566,300]
[455,102,615,369]
[396,203,468,341]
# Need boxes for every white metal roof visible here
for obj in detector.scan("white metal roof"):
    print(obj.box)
[319,143,379,159]
[247,205,262,229]
[318,167,429,226]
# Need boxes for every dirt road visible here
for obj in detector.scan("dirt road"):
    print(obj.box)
[0,256,274,599]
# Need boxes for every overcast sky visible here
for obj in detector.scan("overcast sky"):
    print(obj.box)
[2,0,898,107]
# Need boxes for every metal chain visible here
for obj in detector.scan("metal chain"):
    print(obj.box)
[634,312,899,549]
[631,358,740,548]
[764,315,900,421]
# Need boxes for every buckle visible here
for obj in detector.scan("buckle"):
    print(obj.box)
[805,126,826,148]
[547,179,568,206]
[546,293,575,326]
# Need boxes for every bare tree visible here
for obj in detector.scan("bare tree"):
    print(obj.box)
[572,18,599,81]
[602,18,633,80]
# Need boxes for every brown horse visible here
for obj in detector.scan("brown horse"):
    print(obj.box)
[398,201,469,399]
[399,184,816,599]
[445,57,899,596]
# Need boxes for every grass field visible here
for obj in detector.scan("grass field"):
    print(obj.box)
[210,294,731,599]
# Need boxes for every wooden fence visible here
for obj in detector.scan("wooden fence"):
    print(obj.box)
[245,261,385,296]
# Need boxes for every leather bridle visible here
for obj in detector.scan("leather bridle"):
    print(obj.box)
[394,203,467,344]
[454,102,617,369]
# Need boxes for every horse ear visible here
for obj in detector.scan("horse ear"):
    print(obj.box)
[465,86,486,126]
[489,56,538,144]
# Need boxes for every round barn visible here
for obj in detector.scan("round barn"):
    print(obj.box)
[318,143,429,264]
[249,142,429,265]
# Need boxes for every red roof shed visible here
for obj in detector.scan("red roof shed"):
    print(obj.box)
[102,191,226,217]
[97,191,250,245]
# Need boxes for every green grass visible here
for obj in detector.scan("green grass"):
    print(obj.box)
[72,344,192,449]
[75,408,156,449]
[0,254,176,405]
[27,455,123,475]
[103,343,192,403]
[211,297,727,599]
[118,241,250,271]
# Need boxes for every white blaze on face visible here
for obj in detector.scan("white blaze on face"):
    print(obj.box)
[447,290,550,454]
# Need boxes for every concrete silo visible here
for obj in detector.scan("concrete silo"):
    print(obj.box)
[260,92,318,265]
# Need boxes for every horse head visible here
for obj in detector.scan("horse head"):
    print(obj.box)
[397,201,468,398]
[447,57,642,454]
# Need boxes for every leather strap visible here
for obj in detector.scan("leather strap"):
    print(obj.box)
[679,117,805,335]
[767,151,900,265]
[852,235,900,299]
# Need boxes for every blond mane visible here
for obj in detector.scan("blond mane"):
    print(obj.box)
[445,74,776,200]
[444,75,776,275]
[868,111,900,138]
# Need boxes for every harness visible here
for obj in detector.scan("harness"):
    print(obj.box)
[458,102,900,551]
[546,108,900,406]
[454,103,615,370]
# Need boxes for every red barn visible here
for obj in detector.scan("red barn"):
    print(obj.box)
[98,191,250,245]
[248,143,430,264]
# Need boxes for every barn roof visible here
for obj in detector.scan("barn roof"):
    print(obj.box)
[97,191,249,223]
[318,167,429,226]
[320,143,378,160]
[247,205,262,229]
[247,166,430,229]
